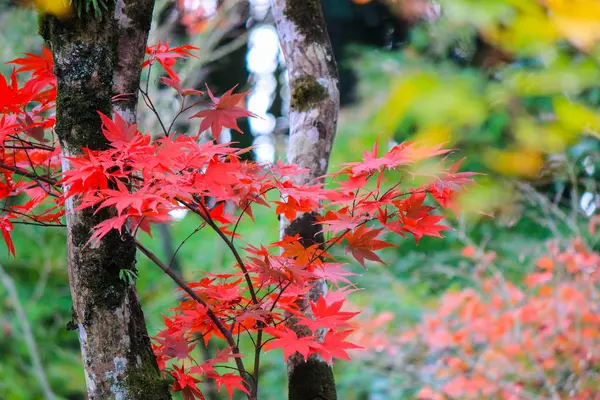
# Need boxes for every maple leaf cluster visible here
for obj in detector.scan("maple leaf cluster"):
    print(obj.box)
[0,44,475,399]
[0,45,61,256]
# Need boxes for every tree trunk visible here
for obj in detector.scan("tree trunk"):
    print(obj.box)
[270,1,340,399]
[39,2,172,399]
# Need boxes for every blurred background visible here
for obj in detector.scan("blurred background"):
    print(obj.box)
[1,0,600,399]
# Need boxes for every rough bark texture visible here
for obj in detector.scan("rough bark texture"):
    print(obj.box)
[270,0,340,399]
[39,2,171,399]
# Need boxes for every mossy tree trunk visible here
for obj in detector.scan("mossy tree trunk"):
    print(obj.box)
[270,0,340,399]
[39,2,171,399]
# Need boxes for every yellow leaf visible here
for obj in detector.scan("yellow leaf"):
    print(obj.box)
[554,97,600,139]
[506,61,600,96]
[484,12,559,53]
[483,148,543,178]
[514,116,578,153]
[411,126,453,146]
[455,179,513,221]
[547,0,600,50]
[34,0,72,18]
[372,74,420,136]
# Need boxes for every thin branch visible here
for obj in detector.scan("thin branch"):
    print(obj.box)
[169,223,205,269]
[1,208,64,227]
[251,328,263,398]
[0,162,59,187]
[139,87,170,136]
[231,187,276,243]
[8,134,59,197]
[11,220,65,228]
[6,135,56,151]
[133,239,252,394]
[178,197,259,305]
[167,101,199,136]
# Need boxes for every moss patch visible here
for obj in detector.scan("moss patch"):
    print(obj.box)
[291,75,328,112]
[121,355,172,400]
[284,0,327,44]
[41,12,117,152]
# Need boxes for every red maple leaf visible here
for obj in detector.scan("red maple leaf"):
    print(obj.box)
[60,150,112,196]
[7,46,56,88]
[435,157,478,190]
[429,184,455,209]
[160,75,204,97]
[274,196,313,221]
[270,158,311,177]
[0,70,24,114]
[387,141,450,165]
[313,330,363,364]
[342,141,391,175]
[398,214,451,244]
[87,215,129,245]
[313,262,358,286]
[395,191,434,219]
[144,41,199,80]
[189,85,256,140]
[154,331,196,360]
[391,192,452,243]
[263,327,322,360]
[318,209,363,235]
[170,365,205,400]
[208,347,245,365]
[0,115,20,145]
[299,296,359,332]
[196,201,234,225]
[208,373,249,400]
[96,183,172,218]
[98,111,140,146]
[274,234,326,266]
[344,225,395,267]
[0,216,15,257]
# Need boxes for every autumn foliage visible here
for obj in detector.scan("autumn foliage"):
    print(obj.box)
[355,240,600,400]
[0,43,474,399]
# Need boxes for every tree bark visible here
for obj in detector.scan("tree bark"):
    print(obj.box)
[270,1,340,399]
[39,2,171,399]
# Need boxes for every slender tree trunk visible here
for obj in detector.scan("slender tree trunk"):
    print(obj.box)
[39,2,171,399]
[270,1,340,399]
